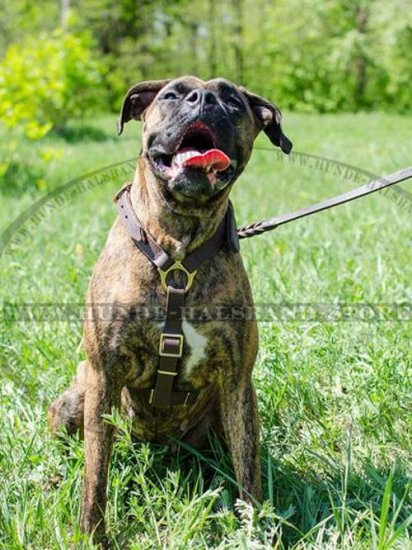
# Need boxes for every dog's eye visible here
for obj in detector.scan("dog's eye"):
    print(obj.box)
[162,91,178,100]
[226,96,242,109]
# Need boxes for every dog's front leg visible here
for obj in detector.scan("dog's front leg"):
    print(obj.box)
[80,367,121,543]
[220,376,262,503]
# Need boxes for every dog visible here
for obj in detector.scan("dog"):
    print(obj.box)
[48,75,292,543]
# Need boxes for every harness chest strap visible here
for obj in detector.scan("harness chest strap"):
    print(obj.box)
[115,184,238,409]
[151,285,193,409]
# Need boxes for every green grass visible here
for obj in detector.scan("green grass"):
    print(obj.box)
[1,112,411,549]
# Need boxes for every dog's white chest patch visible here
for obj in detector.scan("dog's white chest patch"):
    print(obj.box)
[182,319,208,374]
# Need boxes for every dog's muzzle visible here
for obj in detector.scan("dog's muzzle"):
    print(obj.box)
[148,122,238,198]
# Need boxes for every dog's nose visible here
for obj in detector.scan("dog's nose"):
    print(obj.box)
[185,89,217,107]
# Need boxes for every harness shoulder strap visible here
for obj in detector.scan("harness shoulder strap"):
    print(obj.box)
[116,184,236,271]
[116,184,175,270]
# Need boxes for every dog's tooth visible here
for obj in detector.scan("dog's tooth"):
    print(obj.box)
[173,149,200,167]
[183,151,198,161]
[172,153,184,166]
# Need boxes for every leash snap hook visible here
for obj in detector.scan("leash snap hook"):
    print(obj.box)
[159,261,197,292]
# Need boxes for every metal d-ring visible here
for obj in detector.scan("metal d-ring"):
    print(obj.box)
[158,261,197,292]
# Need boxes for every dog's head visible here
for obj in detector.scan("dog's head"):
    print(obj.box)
[118,76,292,204]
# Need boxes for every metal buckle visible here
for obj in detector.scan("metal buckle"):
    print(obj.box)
[159,261,197,292]
[159,333,184,357]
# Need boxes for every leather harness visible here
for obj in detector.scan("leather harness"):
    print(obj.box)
[116,183,239,409]
[115,166,412,410]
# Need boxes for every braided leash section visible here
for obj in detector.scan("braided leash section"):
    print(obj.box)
[237,221,278,239]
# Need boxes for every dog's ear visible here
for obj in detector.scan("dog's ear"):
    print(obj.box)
[117,79,171,135]
[239,87,293,154]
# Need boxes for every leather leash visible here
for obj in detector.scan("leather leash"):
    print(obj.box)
[115,166,412,409]
[237,166,412,238]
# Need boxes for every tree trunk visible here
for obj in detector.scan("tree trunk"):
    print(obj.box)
[209,0,217,78]
[231,0,245,83]
[189,22,199,75]
[354,5,369,106]
[60,0,69,31]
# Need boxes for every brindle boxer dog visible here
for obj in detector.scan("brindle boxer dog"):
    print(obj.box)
[48,75,292,543]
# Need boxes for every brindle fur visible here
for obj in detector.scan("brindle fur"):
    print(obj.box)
[48,76,291,543]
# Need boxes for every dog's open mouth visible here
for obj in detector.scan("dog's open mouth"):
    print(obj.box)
[151,123,236,186]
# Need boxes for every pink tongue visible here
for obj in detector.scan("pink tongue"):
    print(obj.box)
[183,149,230,172]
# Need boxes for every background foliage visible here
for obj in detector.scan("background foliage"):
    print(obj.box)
[1,0,411,189]
[1,0,412,125]
[0,31,102,139]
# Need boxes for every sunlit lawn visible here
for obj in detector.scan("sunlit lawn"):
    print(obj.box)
[1,111,411,548]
